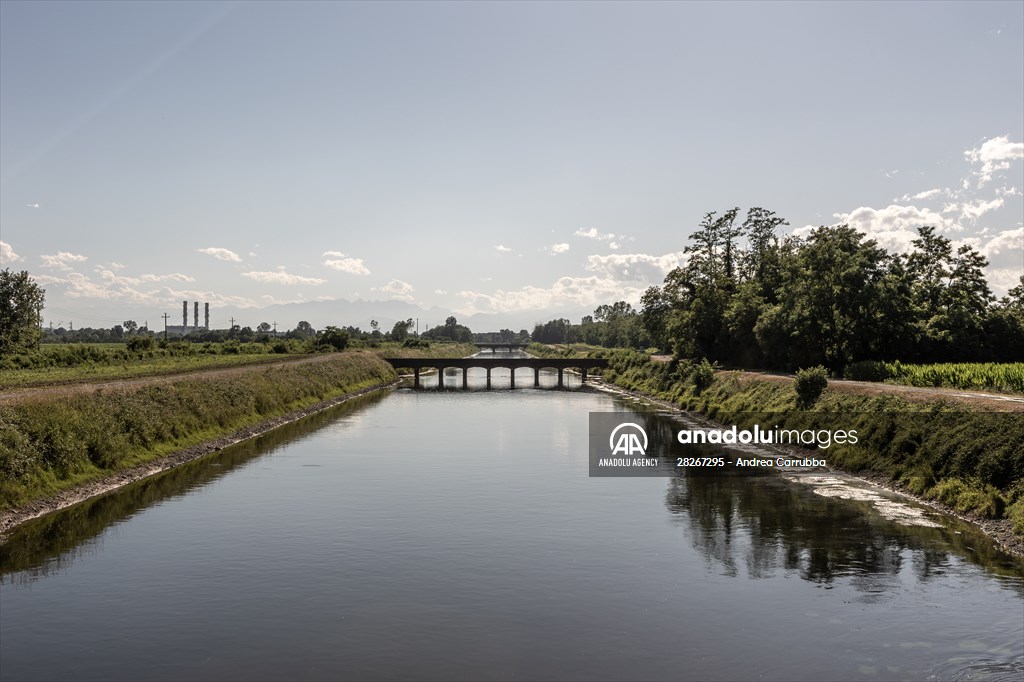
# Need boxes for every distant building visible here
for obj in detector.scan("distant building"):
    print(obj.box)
[164,300,210,337]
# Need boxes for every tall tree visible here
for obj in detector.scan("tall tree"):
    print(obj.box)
[771,225,890,370]
[741,207,788,299]
[0,269,45,354]
[905,225,953,317]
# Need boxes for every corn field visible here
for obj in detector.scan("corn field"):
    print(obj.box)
[882,361,1024,392]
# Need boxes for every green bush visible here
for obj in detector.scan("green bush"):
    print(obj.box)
[843,360,890,382]
[691,359,716,393]
[318,326,350,351]
[1008,498,1024,534]
[928,478,967,506]
[953,485,1005,518]
[126,336,156,352]
[794,366,829,408]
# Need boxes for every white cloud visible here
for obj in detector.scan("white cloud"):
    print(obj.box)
[455,276,646,317]
[548,243,570,255]
[196,247,242,262]
[584,251,686,282]
[95,268,195,286]
[965,135,1023,187]
[40,251,88,271]
[1,240,22,264]
[495,245,512,252]
[242,270,327,286]
[322,251,370,275]
[815,204,962,254]
[988,267,1024,297]
[37,270,260,309]
[575,227,617,241]
[979,228,1024,258]
[27,203,39,209]
[609,241,620,250]
[897,188,944,202]
[959,197,1005,223]
[434,289,447,295]
[373,279,415,302]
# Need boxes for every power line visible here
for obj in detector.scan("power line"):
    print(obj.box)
[43,306,127,325]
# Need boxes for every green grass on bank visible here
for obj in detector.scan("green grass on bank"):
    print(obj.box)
[0,342,480,511]
[0,351,399,510]
[530,343,1024,535]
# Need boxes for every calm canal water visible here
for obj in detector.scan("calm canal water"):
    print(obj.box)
[2,361,1023,681]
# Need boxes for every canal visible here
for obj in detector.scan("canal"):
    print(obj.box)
[2,361,1022,681]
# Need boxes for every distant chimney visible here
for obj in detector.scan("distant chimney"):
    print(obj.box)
[182,301,188,328]
[204,303,209,330]
[194,301,199,328]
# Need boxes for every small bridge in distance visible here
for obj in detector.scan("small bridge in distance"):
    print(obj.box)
[384,357,609,389]
[473,342,530,352]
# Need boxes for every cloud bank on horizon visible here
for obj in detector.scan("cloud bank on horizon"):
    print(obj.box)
[0,2,1020,329]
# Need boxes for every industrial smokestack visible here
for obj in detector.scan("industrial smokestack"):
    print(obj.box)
[204,303,209,330]
[182,301,188,328]
[194,302,199,328]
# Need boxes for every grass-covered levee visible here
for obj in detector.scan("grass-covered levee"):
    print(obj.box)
[531,343,1024,534]
[0,351,397,509]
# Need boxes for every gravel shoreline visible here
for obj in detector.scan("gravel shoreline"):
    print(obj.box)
[585,378,1024,559]
[0,380,398,541]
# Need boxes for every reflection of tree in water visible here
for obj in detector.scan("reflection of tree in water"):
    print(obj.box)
[0,391,389,583]
[665,471,1024,594]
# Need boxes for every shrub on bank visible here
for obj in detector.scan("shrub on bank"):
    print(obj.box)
[795,366,829,408]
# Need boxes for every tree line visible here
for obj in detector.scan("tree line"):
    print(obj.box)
[532,208,1024,371]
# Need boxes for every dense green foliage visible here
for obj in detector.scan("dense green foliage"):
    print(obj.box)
[0,352,398,508]
[532,211,1024,373]
[0,269,45,354]
[473,329,531,344]
[794,366,829,408]
[421,316,473,343]
[844,361,1024,392]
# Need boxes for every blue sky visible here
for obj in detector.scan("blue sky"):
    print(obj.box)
[1,0,1021,330]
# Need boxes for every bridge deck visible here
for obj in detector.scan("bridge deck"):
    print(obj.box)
[383,357,608,388]
[473,342,529,351]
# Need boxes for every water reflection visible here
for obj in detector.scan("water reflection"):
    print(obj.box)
[654,432,1024,589]
[0,390,390,582]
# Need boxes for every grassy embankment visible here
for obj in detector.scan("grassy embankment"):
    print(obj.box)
[0,343,476,510]
[530,343,1024,534]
